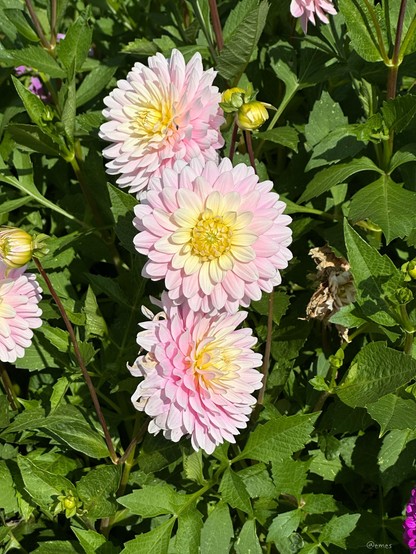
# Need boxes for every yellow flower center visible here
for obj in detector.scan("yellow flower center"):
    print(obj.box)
[136,101,175,138]
[190,213,232,261]
[193,341,238,390]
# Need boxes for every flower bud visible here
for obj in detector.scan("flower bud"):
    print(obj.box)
[0,228,34,268]
[220,87,246,113]
[55,492,82,518]
[237,101,269,130]
[395,287,413,305]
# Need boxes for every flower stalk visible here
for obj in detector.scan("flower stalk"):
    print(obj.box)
[33,257,118,463]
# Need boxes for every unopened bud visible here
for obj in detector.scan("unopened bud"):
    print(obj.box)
[220,87,246,113]
[0,228,34,268]
[403,259,416,281]
[237,101,269,131]
[395,287,413,305]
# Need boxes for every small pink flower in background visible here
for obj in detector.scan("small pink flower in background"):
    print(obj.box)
[99,49,224,198]
[0,261,42,363]
[128,293,263,454]
[404,487,416,552]
[134,157,292,314]
[291,0,337,33]
[28,76,50,102]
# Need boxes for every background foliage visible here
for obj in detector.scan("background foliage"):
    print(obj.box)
[1,0,416,551]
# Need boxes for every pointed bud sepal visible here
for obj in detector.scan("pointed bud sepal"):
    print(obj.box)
[236,101,270,131]
[0,228,49,268]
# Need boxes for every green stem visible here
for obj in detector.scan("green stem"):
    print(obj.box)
[387,0,408,99]
[229,118,239,162]
[34,257,118,464]
[117,419,149,465]
[399,14,416,62]
[362,0,389,64]
[50,0,57,46]
[0,362,19,410]
[244,130,256,170]
[399,304,415,354]
[190,0,217,64]
[25,0,50,49]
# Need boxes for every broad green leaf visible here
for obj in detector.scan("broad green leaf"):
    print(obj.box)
[12,75,48,128]
[381,95,416,134]
[255,126,299,151]
[61,72,76,143]
[319,514,361,548]
[305,91,347,149]
[271,459,308,498]
[222,0,258,41]
[87,274,131,308]
[49,377,69,412]
[138,432,182,473]
[329,304,366,329]
[299,157,382,203]
[175,507,203,554]
[17,455,75,513]
[238,463,276,499]
[76,64,117,107]
[344,220,402,326]
[251,291,290,325]
[77,465,122,519]
[216,0,269,83]
[338,0,385,62]
[200,502,233,554]
[301,494,339,514]
[57,13,92,70]
[37,325,70,353]
[0,46,66,77]
[219,468,253,515]
[0,195,31,214]
[235,520,262,554]
[366,393,416,434]
[31,541,82,553]
[349,176,416,243]
[389,143,416,173]
[337,342,416,407]
[71,527,118,554]
[267,511,302,550]
[121,518,175,554]
[41,417,109,459]
[0,460,19,513]
[306,126,366,170]
[235,413,319,463]
[378,428,416,471]
[121,38,158,56]
[117,484,187,517]
[15,333,64,371]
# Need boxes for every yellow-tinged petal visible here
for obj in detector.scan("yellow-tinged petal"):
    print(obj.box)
[231,232,258,246]
[231,245,256,263]
[199,262,214,295]
[183,254,202,275]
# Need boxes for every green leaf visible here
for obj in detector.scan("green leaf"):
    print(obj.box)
[0,46,66,77]
[31,541,82,553]
[301,494,339,514]
[138,431,182,473]
[76,64,117,107]
[235,520,262,554]
[84,286,108,339]
[57,13,92,71]
[77,465,122,519]
[236,413,319,463]
[3,9,39,41]
[337,342,416,407]
[366,393,416,434]
[219,468,253,515]
[121,38,158,56]
[320,514,361,548]
[7,123,62,156]
[251,291,291,325]
[183,450,205,485]
[61,73,76,143]
[200,502,233,554]
[378,428,416,471]
[216,0,269,83]
[12,75,48,128]
[329,304,366,329]
[349,176,416,243]
[389,143,416,173]
[305,91,347,148]
[267,511,302,549]
[381,95,416,134]
[344,220,402,326]
[338,0,384,62]
[71,527,118,554]
[118,484,187,517]
[299,157,382,203]
[238,463,276,499]
[271,459,308,498]
[0,153,76,222]
[121,518,175,554]
[49,377,69,412]
[17,455,75,513]
[0,460,19,514]
[42,417,109,459]
[255,126,299,152]
[37,325,70,353]
[175,507,203,554]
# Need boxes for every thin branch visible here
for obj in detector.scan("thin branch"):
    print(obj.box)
[208,0,224,52]
[117,419,149,465]
[25,0,50,48]
[34,257,118,464]
[257,290,274,408]
[387,0,408,99]
[0,363,18,411]
[50,0,57,46]
[244,130,256,170]
[229,119,239,162]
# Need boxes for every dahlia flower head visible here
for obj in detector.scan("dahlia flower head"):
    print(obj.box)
[134,157,292,314]
[290,0,337,33]
[404,487,416,552]
[0,261,42,363]
[128,293,263,454]
[99,48,224,198]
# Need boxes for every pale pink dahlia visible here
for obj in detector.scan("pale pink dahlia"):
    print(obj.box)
[128,294,263,454]
[134,157,292,314]
[290,0,337,33]
[99,49,224,198]
[0,262,42,363]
